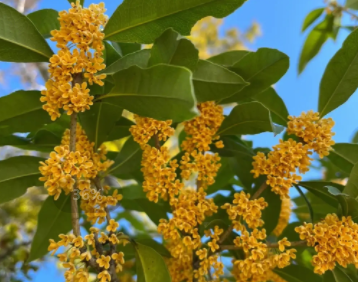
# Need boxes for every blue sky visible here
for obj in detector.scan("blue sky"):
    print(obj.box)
[2,0,356,280]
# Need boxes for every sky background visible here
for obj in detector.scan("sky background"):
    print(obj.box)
[0,0,356,280]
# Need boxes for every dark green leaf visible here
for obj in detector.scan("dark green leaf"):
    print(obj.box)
[79,103,123,149]
[302,8,325,32]
[27,9,60,38]
[97,65,198,122]
[208,50,250,67]
[326,186,358,221]
[298,181,343,207]
[104,41,122,66]
[299,15,334,73]
[134,242,172,282]
[323,267,354,282]
[193,60,249,102]
[217,102,282,136]
[104,0,246,43]
[29,194,72,261]
[108,137,142,178]
[352,130,358,143]
[111,42,141,56]
[220,48,289,103]
[0,3,53,62]
[327,143,358,174]
[107,117,134,141]
[295,185,314,223]
[0,156,44,204]
[101,49,151,75]
[344,163,358,198]
[274,265,322,282]
[133,238,171,258]
[346,0,358,10]
[0,91,52,135]
[319,29,358,117]
[279,222,302,242]
[253,87,289,126]
[148,28,199,71]
[206,158,234,194]
[261,188,281,235]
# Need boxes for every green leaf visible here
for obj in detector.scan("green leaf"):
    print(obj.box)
[104,0,246,43]
[27,9,60,38]
[29,194,72,261]
[298,181,343,207]
[0,156,44,204]
[79,103,123,149]
[319,29,358,117]
[274,265,323,282]
[107,117,134,141]
[134,242,172,282]
[327,143,358,174]
[302,8,325,32]
[220,48,289,103]
[326,186,358,221]
[352,130,358,143]
[208,50,250,67]
[111,42,141,56]
[100,49,151,75]
[206,158,234,194]
[299,15,334,74]
[193,60,249,103]
[324,267,353,282]
[97,65,198,122]
[294,185,314,223]
[253,87,289,126]
[0,3,53,62]
[346,0,358,10]
[133,238,171,258]
[104,41,122,66]
[148,28,199,71]
[0,91,52,135]
[67,0,84,6]
[217,102,282,136]
[344,163,358,198]
[261,188,281,235]
[108,137,142,178]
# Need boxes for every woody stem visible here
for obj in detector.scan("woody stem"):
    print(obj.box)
[70,112,81,237]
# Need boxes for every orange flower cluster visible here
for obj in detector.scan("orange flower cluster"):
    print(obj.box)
[223,192,296,282]
[251,111,335,199]
[181,101,224,153]
[273,198,292,237]
[41,1,108,120]
[39,123,113,200]
[130,115,175,148]
[48,221,127,282]
[295,214,358,274]
[287,111,335,158]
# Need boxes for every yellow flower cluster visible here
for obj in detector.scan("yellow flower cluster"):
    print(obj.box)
[182,101,224,153]
[129,115,175,148]
[48,221,126,282]
[223,192,296,281]
[273,198,292,237]
[41,1,108,120]
[39,123,113,201]
[141,145,183,202]
[287,111,335,158]
[251,111,335,199]
[295,214,358,274]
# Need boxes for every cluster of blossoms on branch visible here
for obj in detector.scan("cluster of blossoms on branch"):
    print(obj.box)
[41,1,108,120]
[251,110,335,199]
[48,221,127,282]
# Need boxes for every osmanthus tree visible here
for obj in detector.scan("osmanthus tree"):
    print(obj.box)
[1,0,358,282]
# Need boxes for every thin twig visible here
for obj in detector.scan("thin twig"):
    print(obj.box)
[252,182,268,200]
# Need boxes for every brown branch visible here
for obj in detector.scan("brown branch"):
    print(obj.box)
[154,134,161,149]
[70,113,81,237]
[252,182,268,200]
